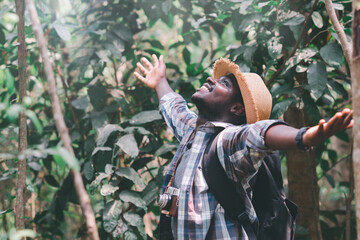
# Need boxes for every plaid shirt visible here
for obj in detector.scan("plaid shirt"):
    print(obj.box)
[159,92,284,240]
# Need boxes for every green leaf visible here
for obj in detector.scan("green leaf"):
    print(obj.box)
[283,48,317,73]
[53,22,71,42]
[83,161,94,181]
[271,98,294,119]
[130,110,162,125]
[91,147,112,156]
[320,159,330,172]
[283,13,305,26]
[307,62,327,100]
[123,212,146,239]
[6,104,23,123]
[112,25,132,41]
[320,43,343,68]
[123,212,143,227]
[124,127,151,135]
[311,11,323,29]
[9,229,37,240]
[28,162,42,172]
[119,190,147,211]
[141,181,160,205]
[124,231,138,240]
[0,208,13,215]
[267,37,282,59]
[302,94,321,124]
[115,167,145,188]
[155,143,178,156]
[327,150,338,165]
[144,39,165,50]
[44,175,60,188]
[324,174,335,188]
[183,47,191,65]
[47,146,80,172]
[90,111,108,129]
[100,184,119,196]
[103,200,122,232]
[71,97,89,110]
[335,131,349,142]
[116,134,139,158]
[96,124,124,147]
[25,110,43,134]
[88,82,107,111]
[91,172,110,186]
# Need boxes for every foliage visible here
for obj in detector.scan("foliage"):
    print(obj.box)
[0,0,355,239]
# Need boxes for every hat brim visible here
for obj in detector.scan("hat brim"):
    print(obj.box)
[213,58,272,124]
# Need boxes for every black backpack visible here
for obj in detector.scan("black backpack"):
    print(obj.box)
[202,134,298,240]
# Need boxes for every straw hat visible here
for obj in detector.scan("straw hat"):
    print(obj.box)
[213,58,272,124]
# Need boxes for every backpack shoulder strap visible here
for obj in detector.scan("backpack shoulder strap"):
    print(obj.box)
[202,133,246,221]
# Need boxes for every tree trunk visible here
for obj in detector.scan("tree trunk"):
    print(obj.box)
[284,105,322,240]
[351,0,360,238]
[25,1,99,239]
[14,0,27,232]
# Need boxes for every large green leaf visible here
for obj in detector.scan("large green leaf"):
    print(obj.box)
[100,184,119,196]
[124,231,138,240]
[91,146,112,156]
[115,168,145,188]
[116,134,139,158]
[90,111,108,129]
[47,146,80,172]
[71,96,89,110]
[119,190,147,211]
[271,98,295,119]
[154,143,178,156]
[311,11,323,29]
[283,13,305,26]
[91,172,110,186]
[96,124,124,147]
[53,22,71,41]
[307,62,327,100]
[183,47,191,65]
[141,181,160,205]
[88,82,107,111]
[283,48,317,73]
[320,43,343,68]
[112,25,132,41]
[130,110,162,125]
[103,200,122,232]
[123,212,146,239]
[267,37,282,59]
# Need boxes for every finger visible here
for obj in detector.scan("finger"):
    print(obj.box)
[137,62,149,76]
[141,57,153,70]
[317,119,325,132]
[342,110,353,128]
[325,112,342,131]
[134,72,146,82]
[159,55,164,66]
[152,54,159,67]
[346,119,354,129]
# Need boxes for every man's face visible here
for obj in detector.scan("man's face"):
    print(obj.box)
[191,74,241,118]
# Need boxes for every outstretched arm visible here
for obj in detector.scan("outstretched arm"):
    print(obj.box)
[265,108,353,150]
[134,54,173,101]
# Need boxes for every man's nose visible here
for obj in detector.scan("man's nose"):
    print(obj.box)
[206,77,216,85]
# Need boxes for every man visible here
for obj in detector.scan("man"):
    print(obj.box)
[134,55,353,239]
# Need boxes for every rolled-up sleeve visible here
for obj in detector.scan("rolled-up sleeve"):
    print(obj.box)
[159,92,197,141]
[216,120,287,183]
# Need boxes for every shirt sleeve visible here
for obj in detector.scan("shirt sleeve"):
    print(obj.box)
[216,120,287,184]
[159,92,197,141]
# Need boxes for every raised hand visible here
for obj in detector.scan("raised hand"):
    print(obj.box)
[134,54,166,89]
[303,108,353,147]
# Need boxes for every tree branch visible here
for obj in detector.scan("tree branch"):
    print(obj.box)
[324,0,352,67]
[351,0,360,237]
[14,0,27,232]
[25,1,99,239]
[266,0,319,87]
[345,147,354,240]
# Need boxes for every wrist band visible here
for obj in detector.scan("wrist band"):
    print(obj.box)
[295,127,311,151]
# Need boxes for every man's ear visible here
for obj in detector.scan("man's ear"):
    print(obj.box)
[230,102,245,116]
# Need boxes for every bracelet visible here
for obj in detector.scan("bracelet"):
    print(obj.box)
[295,127,311,151]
